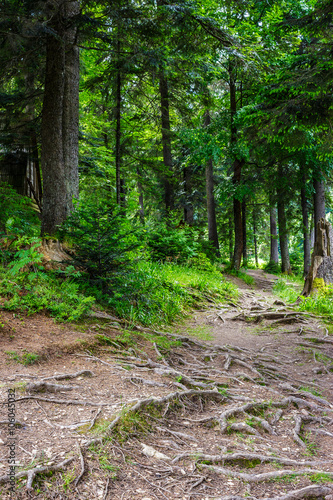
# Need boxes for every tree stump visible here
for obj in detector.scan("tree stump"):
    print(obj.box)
[302,218,333,296]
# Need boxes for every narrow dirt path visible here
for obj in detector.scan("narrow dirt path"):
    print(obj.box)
[1,272,333,499]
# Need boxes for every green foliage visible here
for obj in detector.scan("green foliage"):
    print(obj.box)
[225,268,255,286]
[6,350,39,365]
[0,266,95,321]
[145,220,200,264]
[60,201,142,284]
[0,183,40,240]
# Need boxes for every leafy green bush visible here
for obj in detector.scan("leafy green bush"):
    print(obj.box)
[145,220,199,263]
[289,249,303,274]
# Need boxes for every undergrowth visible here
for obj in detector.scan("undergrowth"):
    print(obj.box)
[273,277,333,322]
[224,268,255,286]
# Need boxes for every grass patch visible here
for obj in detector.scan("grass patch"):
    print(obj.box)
[224,268,255,286]
[6,350,40,365]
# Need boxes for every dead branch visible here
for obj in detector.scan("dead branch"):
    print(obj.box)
[88,407,102,430]
[215,485,333,500]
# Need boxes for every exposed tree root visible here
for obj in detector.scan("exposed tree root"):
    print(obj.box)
[26,381,75,393]
[15,395,109,406]
[42,369,95,381]
[215,485,333,500]
[199,464,333,482]
[0,457,74,490]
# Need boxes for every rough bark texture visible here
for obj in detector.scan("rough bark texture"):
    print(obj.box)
[313,177,325,240]
[115,65,122,206]
[277,173,291,274]
[229,212,233,263]
[253,209,259,268]
[159,72,173,213]
[301,177,310,277]
[302,219,333,296]
[242,200,247,266]
[229,60,243,269]
[269,206,279,265]
[41,6,67,235]
[41,0,80,235]
[204,109,219,254]
[63,0,80,213]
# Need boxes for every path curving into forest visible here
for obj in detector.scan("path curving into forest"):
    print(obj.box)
[0,270,333,499]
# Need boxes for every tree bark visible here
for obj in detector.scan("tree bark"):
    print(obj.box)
[269,206,279,265]
[242,200,247,266]
[204,107,219,254]
[313,176,325,240]
[302,219,333,296]
[229,60,243,269]
[301,173,310,277]
[253,209,259,268]
[277,170,291,274]
[159,72,173,213]
[63,0,80,213]
[229,211,233,264]
[183,165,194,225]
[41,0,80,235]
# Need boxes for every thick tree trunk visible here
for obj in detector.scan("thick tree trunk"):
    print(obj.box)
[41,8,66,235]
[313,177,325,240]
[302,219,333,296]
[63,0,80,213]
[229,60,243,269]
[277,172,291,274]
[269,206,279,265]
[41,0,80,235]
[253,209,259,268]
[159,72,173,213]
[301,174,310,277]
[204,108,219,254]
[242,200,247,266]
[183,165,194,225]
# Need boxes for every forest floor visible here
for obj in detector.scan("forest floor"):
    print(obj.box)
[0,269,333,499]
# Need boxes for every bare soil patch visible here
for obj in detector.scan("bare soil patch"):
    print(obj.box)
[1,269,333,499]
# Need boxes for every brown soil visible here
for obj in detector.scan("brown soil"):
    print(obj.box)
[0,269,333,500]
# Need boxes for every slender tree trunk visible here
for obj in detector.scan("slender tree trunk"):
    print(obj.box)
[301,173,310,277]
[136,167,144,222]
[159,72,173,213]
[229,212,233,264]
[277,170,291,274]
[204,107,219,254]
[269,206,279,265]
[229,60,243,269]
[253,209,259,268]
[242,200,247,266]
[183,165,194,225]
[41,0,80,235]
[313,176,325,240]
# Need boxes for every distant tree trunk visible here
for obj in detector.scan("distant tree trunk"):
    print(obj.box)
[136,167,144,222]
[229,60,243,269]
[159,72,173,213]
[253,209,259,268]
[301,173,310,277]
[242,200,247,266]
[41,0,80,236]
[183,165,194,225]
[229,212,233,264]
[269,206,279,265]
[313,176,325,240]
[204,107,219,255]
[277,170,291,274]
